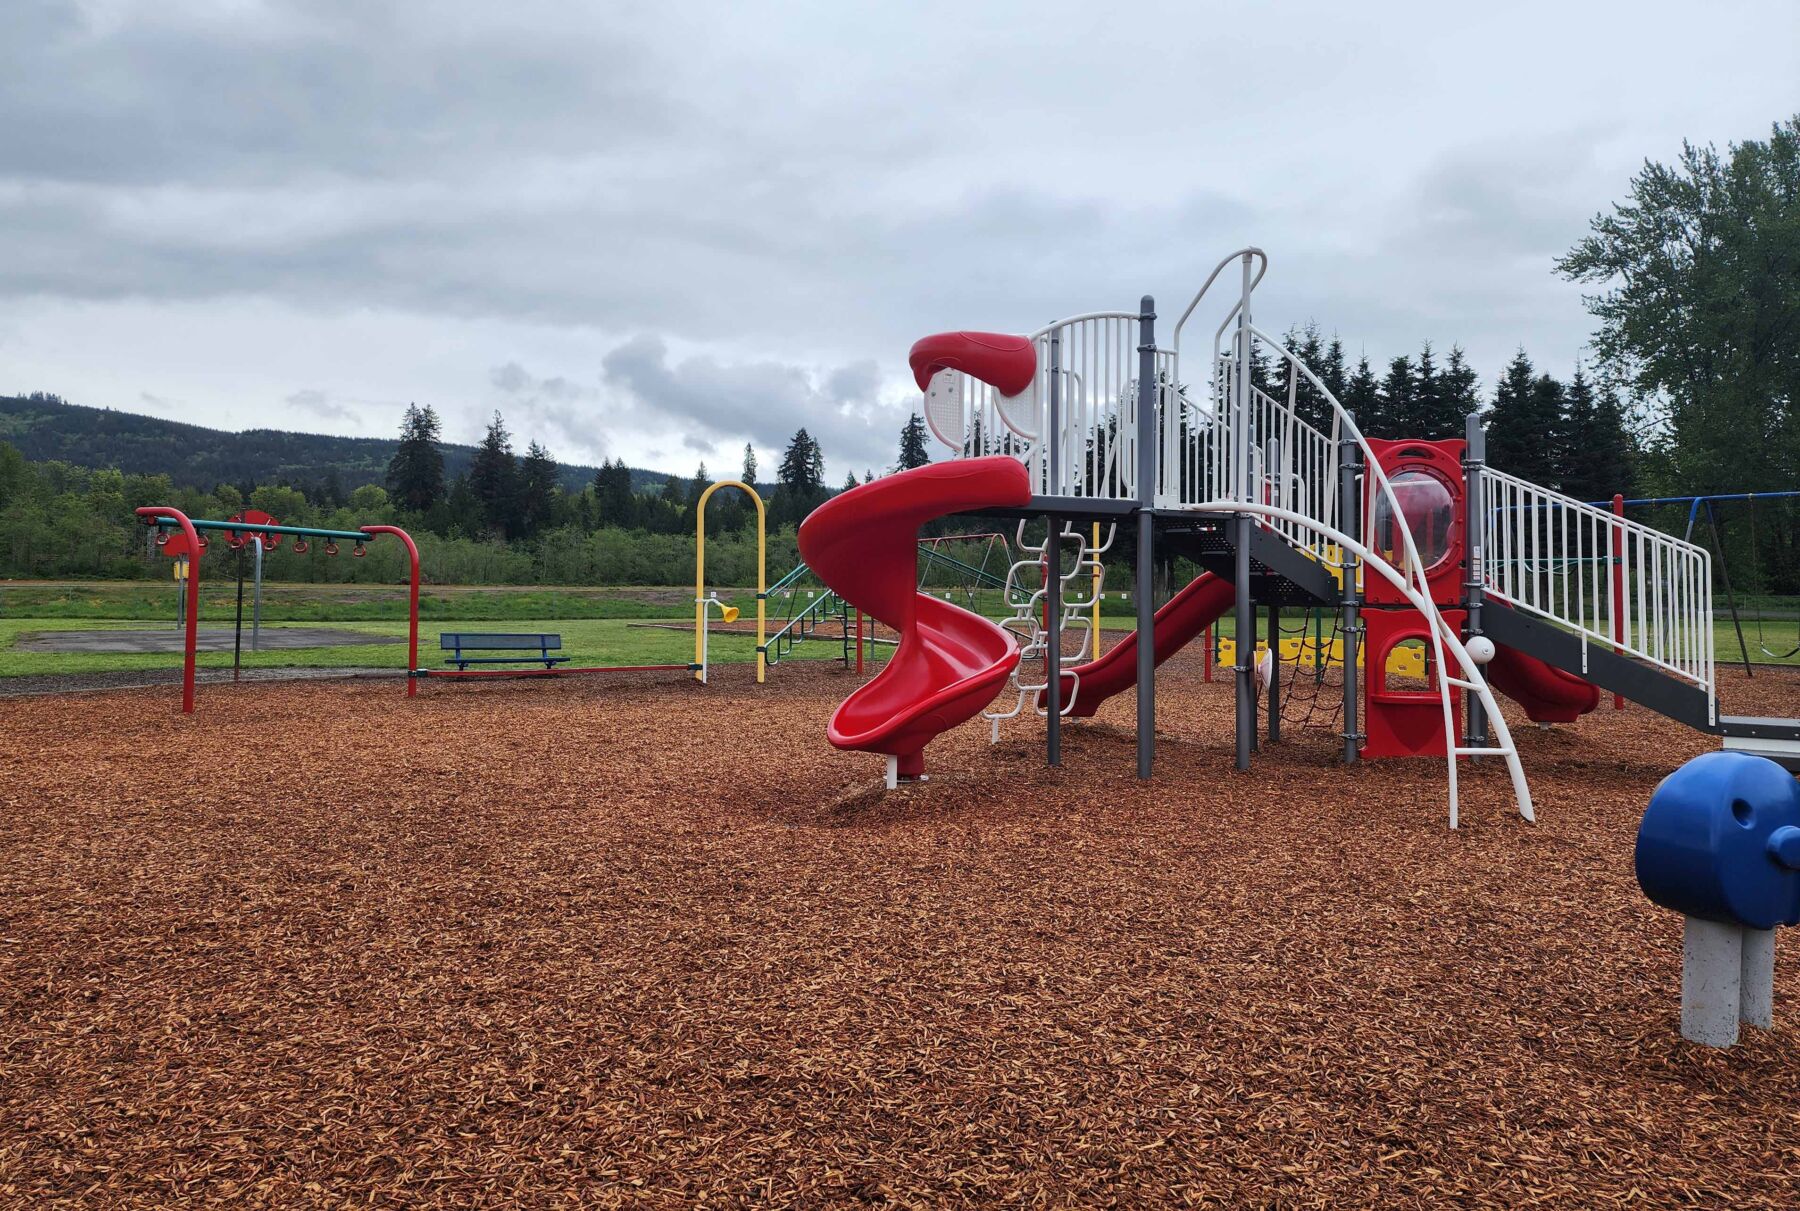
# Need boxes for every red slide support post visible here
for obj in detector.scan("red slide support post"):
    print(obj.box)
[361,525,421,697]
[135,506,203,714]
[1611,493,1625,711]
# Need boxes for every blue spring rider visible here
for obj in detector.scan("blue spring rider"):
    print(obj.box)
[1636,751,1800,1047]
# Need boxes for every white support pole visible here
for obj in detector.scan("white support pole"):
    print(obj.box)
[251,537,264,652]
[1741,927,1776,1031]
[1681,917,1744,1048]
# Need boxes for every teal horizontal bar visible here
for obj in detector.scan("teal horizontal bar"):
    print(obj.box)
[150,518,373,542]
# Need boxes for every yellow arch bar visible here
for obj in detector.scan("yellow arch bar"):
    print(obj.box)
[693,480,767,684]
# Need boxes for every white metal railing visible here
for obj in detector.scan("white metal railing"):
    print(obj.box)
[920,312,1177,500]
[1481,468,1715,702]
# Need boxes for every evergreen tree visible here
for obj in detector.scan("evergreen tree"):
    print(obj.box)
[1320,336,1349,406]
[386,403,445,513]
[1558,366,1635,501]
[1485,351,1565,486]
[776,428,826,526]
[897,414,932,471]
[468,411,520,537]
[1408,343,1439,437]
[517,440,558,537]
[1375,356,1415,439]
[842,471,859,492]
[1436,346,1482,436]
[741,443,758,487]
[593,458,635,529]
[1342,355,1381,434]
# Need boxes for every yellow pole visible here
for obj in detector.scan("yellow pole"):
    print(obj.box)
[693,480,767,684]
[1091,522,1102,659]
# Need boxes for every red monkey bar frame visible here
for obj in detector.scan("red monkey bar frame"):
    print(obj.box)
[135,507,420,714]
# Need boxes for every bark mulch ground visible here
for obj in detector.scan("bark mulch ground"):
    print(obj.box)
[3,661,1799,1207]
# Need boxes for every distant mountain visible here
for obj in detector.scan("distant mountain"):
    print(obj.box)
[0,393,732,496]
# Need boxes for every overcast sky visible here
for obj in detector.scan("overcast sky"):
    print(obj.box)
[2,0,1795,480]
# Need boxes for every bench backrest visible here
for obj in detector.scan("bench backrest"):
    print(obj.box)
[440,632,562,650]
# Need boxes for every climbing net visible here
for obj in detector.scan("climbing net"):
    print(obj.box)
[1270,609,1348,736]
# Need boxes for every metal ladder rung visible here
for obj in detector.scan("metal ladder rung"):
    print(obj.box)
[1453,746,1514,757]
[1445,676,1482,692]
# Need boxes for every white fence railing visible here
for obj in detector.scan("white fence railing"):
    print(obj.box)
[1481,469,1715,699]
[920,312,1177,499]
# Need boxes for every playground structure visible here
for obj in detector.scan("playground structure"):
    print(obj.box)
[800,247,1800,819]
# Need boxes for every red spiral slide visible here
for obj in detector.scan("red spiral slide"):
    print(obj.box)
[798,457,1034,780]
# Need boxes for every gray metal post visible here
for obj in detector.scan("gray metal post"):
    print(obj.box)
[1462,414,1486,749]
[251,535,264,652]
[1338,415,1362,764]
[1232,254,1255,772]
[1134,296,1157,779]
[1265,436,1281,745]
[1045,328,1062,767]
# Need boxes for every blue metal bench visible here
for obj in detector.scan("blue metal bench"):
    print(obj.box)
[440,632,569,671]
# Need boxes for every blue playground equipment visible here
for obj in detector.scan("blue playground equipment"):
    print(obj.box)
[1635,751,1800,1046]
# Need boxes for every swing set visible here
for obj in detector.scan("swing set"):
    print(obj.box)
[136,506,420,714]
[1603,491,1800,672]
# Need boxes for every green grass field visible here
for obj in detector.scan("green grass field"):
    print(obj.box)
[2,580,1794,679]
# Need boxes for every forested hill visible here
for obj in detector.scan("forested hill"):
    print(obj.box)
[0,393,675,495]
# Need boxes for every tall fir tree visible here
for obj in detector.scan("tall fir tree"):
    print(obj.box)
[1375,356,1416,439]
[741,443,758,486]
[1435,346,1482,436]
[468,411,520,537]
[1342,355,1381,433]
[517,440,559,537]
[1485,351,1565,487]
[386,403,445,512]
[1558,366,1635,501]
[593,458,635,529]
[776,428,826,527]
[897,414,932,471]
[1408,343,1440,437]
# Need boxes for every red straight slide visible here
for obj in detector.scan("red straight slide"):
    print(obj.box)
[799,457,1033,780]
[1040,572,1236,718]
[1479,597,1601,724]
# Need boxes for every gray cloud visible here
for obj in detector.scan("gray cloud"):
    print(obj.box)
[285,388,355,422]
[599,334,896,476]
[2,0,1796,473]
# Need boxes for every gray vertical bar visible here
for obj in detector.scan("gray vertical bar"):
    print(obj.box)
[1233,255,1255,772]
[1339,414,1362,764]
[1135,296,1157,779]
[1045,330,1062,766]
[1046,515,1062,766]
[252,535,264,652]
[1463,413,1486,750]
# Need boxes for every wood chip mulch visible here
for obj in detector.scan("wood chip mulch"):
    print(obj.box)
[3,659,1800,1208]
